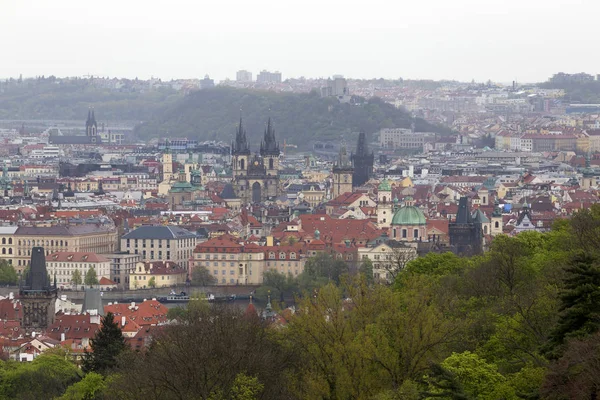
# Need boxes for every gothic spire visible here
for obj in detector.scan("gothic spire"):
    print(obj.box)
[233,116,250,155]
[260,117,280,156]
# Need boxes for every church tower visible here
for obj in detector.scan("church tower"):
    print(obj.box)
[161,139,173,183]
[377,179,392,228]
[86,109,98,144]
[491,198,503,236]
[351,132,374,187]
[332,144,354,198]
[20,247,57,331]
[260,118,281,199]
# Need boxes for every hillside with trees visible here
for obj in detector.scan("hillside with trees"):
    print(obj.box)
[0,78,453,148]
[0,77,179,122]
[540,79,600,103]
[3,206,600,398]
[134,87,452,147]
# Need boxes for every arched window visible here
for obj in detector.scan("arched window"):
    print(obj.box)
[413,229,419,239]
[484,226,488,234]
[8,238,12,245]
[240,159,245,170]
[269,158,274,170]
[495,221,499,228]
[382,196,387,203]
[1,248,5,255]
[1,238,5,245]
[402,229,407,239]
[8,248,12,255]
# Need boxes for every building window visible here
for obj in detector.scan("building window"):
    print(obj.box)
[402,229,407,238]
[413,229,419,239]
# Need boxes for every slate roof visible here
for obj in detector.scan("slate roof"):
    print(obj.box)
[122,225,197,240]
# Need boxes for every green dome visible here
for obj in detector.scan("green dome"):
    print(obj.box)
[378,179,391,191]
[391,205,426,226]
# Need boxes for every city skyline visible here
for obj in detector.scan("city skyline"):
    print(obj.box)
[3,0,599,83]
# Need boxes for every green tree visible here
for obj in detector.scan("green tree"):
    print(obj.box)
[82,312,126,374]
[71,269,83,289]
[58,372,110,400]
[304,252,348,284]
[191,266,217,286]
[436,352,509,400]
[84,267,98,287]
[0,260,18,285]
[359,257,374,285]
[229,373,264,400]
[0,352,80,399]
[148,277,156,288]
[544,253,600,357]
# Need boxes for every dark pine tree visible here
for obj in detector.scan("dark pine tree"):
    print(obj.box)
[82,312,127,374]
[421,363,471,400]
[544,254,600,358]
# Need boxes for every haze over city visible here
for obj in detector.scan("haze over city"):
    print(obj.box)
[3,0,599,82]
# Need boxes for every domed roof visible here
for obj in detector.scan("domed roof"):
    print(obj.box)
[378,179,391,191]
[391,205,426,226]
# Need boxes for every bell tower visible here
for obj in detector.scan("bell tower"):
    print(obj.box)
[332,144,354,198]
[377,179,392,228]
[491,198,503,236]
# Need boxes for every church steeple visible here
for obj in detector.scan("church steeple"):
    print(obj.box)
[351,132,374,187]
[232,116,250,155]
[260,117,280,156]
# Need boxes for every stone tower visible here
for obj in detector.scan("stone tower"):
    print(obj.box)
[448,197,483,256]
[260,118,280,175]
[20,247,57,332]
[351,132,374,187]
[86,109,98,144]
[332,144,354,198]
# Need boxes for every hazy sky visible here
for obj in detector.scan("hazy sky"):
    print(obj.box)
[2,0,597,83]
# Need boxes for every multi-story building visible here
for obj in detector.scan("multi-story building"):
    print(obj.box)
[46,252,111,289]
[101,252,142,289]
[358,241,417,283]
[13,225,118,273]
[236,70,252,82]
[193,234,307,285]
[0,227,17,265]
[256,70,282,83]
[121,225,197,269]
[130,261,187,290]
[379,128,435,150]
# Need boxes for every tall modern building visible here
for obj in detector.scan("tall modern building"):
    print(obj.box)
[20,247,57,331]
[236,70,253,82]
[231,117,280,203]
[256,70,282,83]
[352,132,374,187]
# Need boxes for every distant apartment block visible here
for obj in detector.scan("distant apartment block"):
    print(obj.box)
[236,70,253,82]
[321,76,349,98]
[256,70,282,83]
[379,128,435,150]
[199,75,215,89]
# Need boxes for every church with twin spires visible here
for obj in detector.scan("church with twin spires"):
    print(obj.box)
[231,117,281,204]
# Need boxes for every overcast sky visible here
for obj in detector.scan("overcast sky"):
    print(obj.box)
[2,0,597,83]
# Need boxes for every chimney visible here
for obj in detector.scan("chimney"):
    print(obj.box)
[121,316,126,327]
[131,302,135,308]
[60,333,65,342]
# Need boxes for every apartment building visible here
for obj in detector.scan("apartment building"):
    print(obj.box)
[121,225,197,269]
[46,252,111,289]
